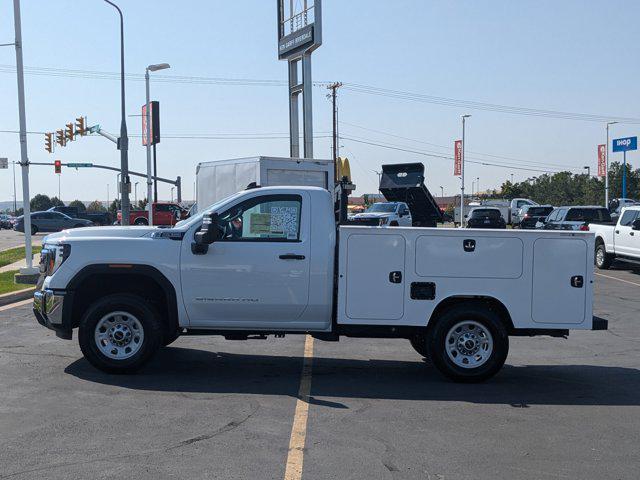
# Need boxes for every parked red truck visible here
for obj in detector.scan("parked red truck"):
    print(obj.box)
[116,202,187,226]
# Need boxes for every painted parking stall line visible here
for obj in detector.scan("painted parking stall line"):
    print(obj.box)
[595,272,640,288]
[283,335,314,480]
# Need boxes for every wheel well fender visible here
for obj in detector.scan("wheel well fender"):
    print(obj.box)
[66,264,178,335]
[427,296,514,333]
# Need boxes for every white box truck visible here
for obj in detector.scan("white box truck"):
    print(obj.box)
[195,156,335,213]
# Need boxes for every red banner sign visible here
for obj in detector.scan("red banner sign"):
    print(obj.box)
[454,140,462,176]
[597,144,606,177]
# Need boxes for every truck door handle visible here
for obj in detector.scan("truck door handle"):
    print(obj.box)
[571,275,584,288]
[279,254,305,260]
[389,271,402,283]
[615,230,620,234]
[631,232,635,236]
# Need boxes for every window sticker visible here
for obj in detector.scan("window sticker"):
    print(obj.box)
[270,206,299,239]
[249,213,272,234]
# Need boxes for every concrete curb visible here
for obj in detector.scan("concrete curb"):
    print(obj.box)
[0,287,35,307]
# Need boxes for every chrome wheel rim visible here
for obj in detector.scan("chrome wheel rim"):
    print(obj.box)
[596,248,604,266]
[94,311,144,360]
[445,320,493,369]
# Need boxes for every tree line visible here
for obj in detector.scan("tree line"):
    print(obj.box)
[494,161,637,206]
[6,194,147,218]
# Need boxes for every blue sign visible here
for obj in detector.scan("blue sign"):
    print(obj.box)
[612,136,637,152]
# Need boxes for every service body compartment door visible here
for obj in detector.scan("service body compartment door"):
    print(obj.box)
[344,233,406,321]
[532,238,587,324]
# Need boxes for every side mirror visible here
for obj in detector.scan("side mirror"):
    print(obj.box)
[632,218,640,231]
[192,213,221,255]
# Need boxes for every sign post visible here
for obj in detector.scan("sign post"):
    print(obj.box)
[612,136,638,199]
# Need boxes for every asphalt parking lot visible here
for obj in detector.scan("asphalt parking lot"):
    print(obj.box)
[0,230,42,251]
[1,265,639,479]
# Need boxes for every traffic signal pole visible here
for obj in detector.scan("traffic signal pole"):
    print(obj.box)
[12,0,37,275]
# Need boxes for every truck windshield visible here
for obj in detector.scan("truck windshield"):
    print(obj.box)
[366,203,396,213]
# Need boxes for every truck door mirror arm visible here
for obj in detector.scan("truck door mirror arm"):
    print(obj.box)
[632,218,640,231]
[192,213,222,255]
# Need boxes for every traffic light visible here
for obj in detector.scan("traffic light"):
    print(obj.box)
[54,160,62,174]
[75,116,86,136]
[65,123,74,142]
[44,132,53,153]
[56,129,66,147]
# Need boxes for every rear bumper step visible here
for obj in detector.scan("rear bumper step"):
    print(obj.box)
[592,316,608,330]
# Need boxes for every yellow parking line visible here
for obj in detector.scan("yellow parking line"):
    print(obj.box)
[284,335,314,480]
[595,272,640,288]
[0,299,32,312]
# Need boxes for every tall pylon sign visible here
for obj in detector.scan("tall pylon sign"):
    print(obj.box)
[277,0,322,159]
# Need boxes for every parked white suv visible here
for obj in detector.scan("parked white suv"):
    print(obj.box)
[351,201,412,226]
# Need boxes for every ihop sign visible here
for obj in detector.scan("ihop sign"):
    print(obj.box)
[612,136,637,152]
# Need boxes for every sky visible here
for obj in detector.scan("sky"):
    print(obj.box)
[1,0,639,204]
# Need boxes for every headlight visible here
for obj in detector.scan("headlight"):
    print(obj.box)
[40,244,71,276]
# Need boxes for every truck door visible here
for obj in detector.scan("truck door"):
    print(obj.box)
[180,192,311,328]
[532,237,587,324]
[614,209,638,256]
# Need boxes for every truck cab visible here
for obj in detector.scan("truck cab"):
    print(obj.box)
[592,206,640,269]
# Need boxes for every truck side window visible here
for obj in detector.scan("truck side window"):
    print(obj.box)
[619,210,637,227]
[218,194,302,242]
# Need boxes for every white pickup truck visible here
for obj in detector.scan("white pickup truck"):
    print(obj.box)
[33,186,606,382]
[592,206,640,269]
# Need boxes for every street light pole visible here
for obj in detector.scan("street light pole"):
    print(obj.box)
[461,114,471,227]
[145,63,170,227]
[584,166,590,177]
[134,181,139,205]
[605,121,618,207]
[439,186,444,198]
[12,0,36,275]
[104,0,130,226]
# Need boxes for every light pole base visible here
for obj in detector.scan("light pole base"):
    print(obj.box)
[15,267,39,285]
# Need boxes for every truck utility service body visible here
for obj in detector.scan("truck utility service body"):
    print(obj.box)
[33,186,606,382]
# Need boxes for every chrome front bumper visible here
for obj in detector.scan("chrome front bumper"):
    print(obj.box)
[33,289,65,326]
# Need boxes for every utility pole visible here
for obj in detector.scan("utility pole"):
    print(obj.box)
[605,121,618,207]
[12,0,37,277]
[327,82,342,167]
[584,166,590,177]
[460,114,471,227]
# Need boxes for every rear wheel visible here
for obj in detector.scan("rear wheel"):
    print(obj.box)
[429,304,509,382]
[134,218,149,226]
[78,294,162,374]
[162,328,181,347]
[30,225,38,235]
[595,243,612,270]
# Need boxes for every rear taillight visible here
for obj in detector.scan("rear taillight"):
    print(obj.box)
[579,224,590,231]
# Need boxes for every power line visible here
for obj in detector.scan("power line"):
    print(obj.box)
[1,64,636,123]
[0,129,332,140]
[339,120,581,169]
[340,136,577,174]
[341,83,640,124]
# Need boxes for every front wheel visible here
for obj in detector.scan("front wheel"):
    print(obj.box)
[409,335,430,359]
[595,243,612,270]
[134,218,149,226]
[78,294,162,374]
[428,304,509,382]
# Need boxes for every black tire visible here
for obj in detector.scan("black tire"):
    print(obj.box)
[595,243,612,270]
[389,221,399,227]
[134,218,149,226]
[78,293,162,374]
[409,335,430,359]
[428,304,509,383]
[162,328,181,347]
[31,225,38,235]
